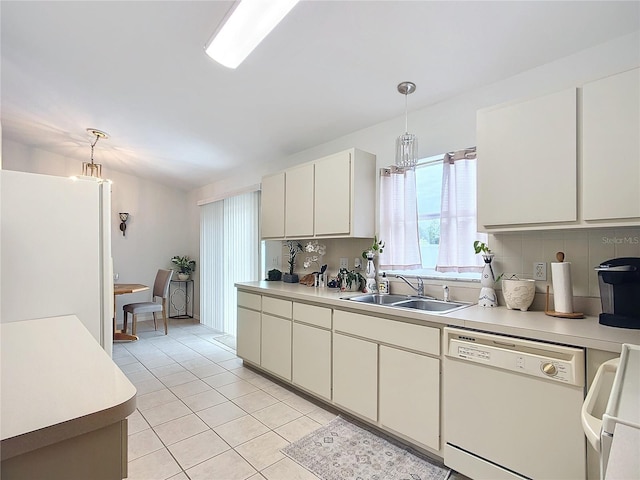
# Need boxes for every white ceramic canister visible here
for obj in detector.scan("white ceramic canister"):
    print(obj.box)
[502,277,536,311]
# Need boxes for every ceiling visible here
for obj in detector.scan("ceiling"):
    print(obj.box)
[2,1,639,191]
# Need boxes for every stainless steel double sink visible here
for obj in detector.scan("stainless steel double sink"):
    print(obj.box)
[341,293,471,314]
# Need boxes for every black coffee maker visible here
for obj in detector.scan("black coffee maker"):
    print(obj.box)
[596,257,640,329]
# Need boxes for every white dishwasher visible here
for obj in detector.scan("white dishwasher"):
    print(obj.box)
[443,327,586,480]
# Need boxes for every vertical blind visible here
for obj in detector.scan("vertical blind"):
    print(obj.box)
[200,191,260,336]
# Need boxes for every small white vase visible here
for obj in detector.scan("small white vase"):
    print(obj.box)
[177,273,190,281]
[364,252,378,293]
[478,254,497,307]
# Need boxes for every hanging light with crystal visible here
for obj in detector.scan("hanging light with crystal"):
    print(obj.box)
[82,128,109,178]
[395,81,418,169]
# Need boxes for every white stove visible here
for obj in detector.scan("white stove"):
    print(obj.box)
[583,343,640,479]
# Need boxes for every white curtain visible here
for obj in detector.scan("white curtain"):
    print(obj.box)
[436,149,486,273]
[378,166,422,270]
[200,191,260,336]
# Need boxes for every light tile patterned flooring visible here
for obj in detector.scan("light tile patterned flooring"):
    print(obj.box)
[113,318,338,480]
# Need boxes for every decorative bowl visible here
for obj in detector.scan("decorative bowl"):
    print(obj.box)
[502,278,536,311]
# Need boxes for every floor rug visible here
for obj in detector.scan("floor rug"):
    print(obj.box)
[282,416,451,480]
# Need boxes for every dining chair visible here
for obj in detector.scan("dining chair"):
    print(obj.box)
[123,269,173,335]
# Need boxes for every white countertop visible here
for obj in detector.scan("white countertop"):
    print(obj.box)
[0,315,137,460]
[236,281,640,353]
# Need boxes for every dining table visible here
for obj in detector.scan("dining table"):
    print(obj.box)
[113,283,149,341]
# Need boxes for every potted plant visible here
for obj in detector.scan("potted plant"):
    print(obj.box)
[473,241,497,307]
[171,255,196,281]
[361,236,385,292]
[282,241,303,283]
[362,236,385,260]
[338,267,365,292]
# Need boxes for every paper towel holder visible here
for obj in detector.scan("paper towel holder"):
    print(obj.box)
[544,284,584,318]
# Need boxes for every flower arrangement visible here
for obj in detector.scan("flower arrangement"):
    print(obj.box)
[303,240,326,271]
[171,255,196,275]
[362,235,385,259]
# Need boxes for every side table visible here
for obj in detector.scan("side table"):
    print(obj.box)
[169,279,194,319]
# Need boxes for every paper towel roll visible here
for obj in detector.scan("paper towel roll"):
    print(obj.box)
[551,262,574,313]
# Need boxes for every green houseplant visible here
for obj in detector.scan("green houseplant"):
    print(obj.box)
[338,267,365,292]
[362,236,385,259]
[171,255,196,280]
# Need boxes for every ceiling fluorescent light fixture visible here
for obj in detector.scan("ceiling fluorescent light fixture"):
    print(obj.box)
[205,0,299,69]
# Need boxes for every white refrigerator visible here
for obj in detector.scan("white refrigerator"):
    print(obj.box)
[1,170,113,355]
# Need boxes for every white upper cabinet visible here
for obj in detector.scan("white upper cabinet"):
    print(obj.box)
[260,148,376,239]
[314,151,351,235]
[261,172,285,239]
[477,88,577,228]
[285,163,314,238]
[477,68,640,232]
[582,68,640,222]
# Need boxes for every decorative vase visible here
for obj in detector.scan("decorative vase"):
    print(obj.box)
[282,273,299,283]
[364,252,378,293]
[177,273,190,281]
[502,278,536,311]
[478,254,498,307]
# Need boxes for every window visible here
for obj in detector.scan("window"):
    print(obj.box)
[200,191,260,336]
[382,151,485,280]
[416,155,444,271]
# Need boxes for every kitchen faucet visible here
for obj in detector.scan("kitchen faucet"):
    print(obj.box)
[395,275,425,297]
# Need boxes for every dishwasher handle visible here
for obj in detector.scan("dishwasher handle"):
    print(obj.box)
[581,357,620,452]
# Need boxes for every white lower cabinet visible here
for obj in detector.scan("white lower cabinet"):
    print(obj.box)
[293,323,332,400]
[236,289,444,455]
[236,307,261,365]
[379,345,440,451]
[261,313,292,381]
[332,332,378,422]
[292,302,332,400]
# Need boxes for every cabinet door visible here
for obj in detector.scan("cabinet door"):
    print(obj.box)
[332,333,377,422]
[293,323,331,400]
[477,88,577,227]
[237,307,261,365]
[261,172,285,238]
[285,163,314,237]
[261,313,292,380]
[379,346,440,451]
[314,151,351,235]
[582,68,640,221]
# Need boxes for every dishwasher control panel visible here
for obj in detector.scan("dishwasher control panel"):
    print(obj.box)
[445,327,585,386]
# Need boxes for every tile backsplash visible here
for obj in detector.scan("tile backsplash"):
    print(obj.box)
[490,227,640,298]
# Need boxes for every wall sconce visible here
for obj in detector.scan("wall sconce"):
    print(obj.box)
[119,213,129,236]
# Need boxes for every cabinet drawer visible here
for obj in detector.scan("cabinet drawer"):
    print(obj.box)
[262,296,292,318]
[334,310,440,356]
[293,302,332,329]
[237,291,261,311]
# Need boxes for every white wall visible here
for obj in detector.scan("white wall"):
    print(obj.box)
[190,32,640,306]
[2,139,193,323]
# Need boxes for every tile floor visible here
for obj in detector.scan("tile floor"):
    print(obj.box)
[113,318,339,480]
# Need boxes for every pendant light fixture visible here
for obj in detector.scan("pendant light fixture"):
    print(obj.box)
[395,81,418,169]
[82,128,109,178]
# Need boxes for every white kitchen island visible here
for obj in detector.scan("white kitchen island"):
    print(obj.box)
[1,315,136,480]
